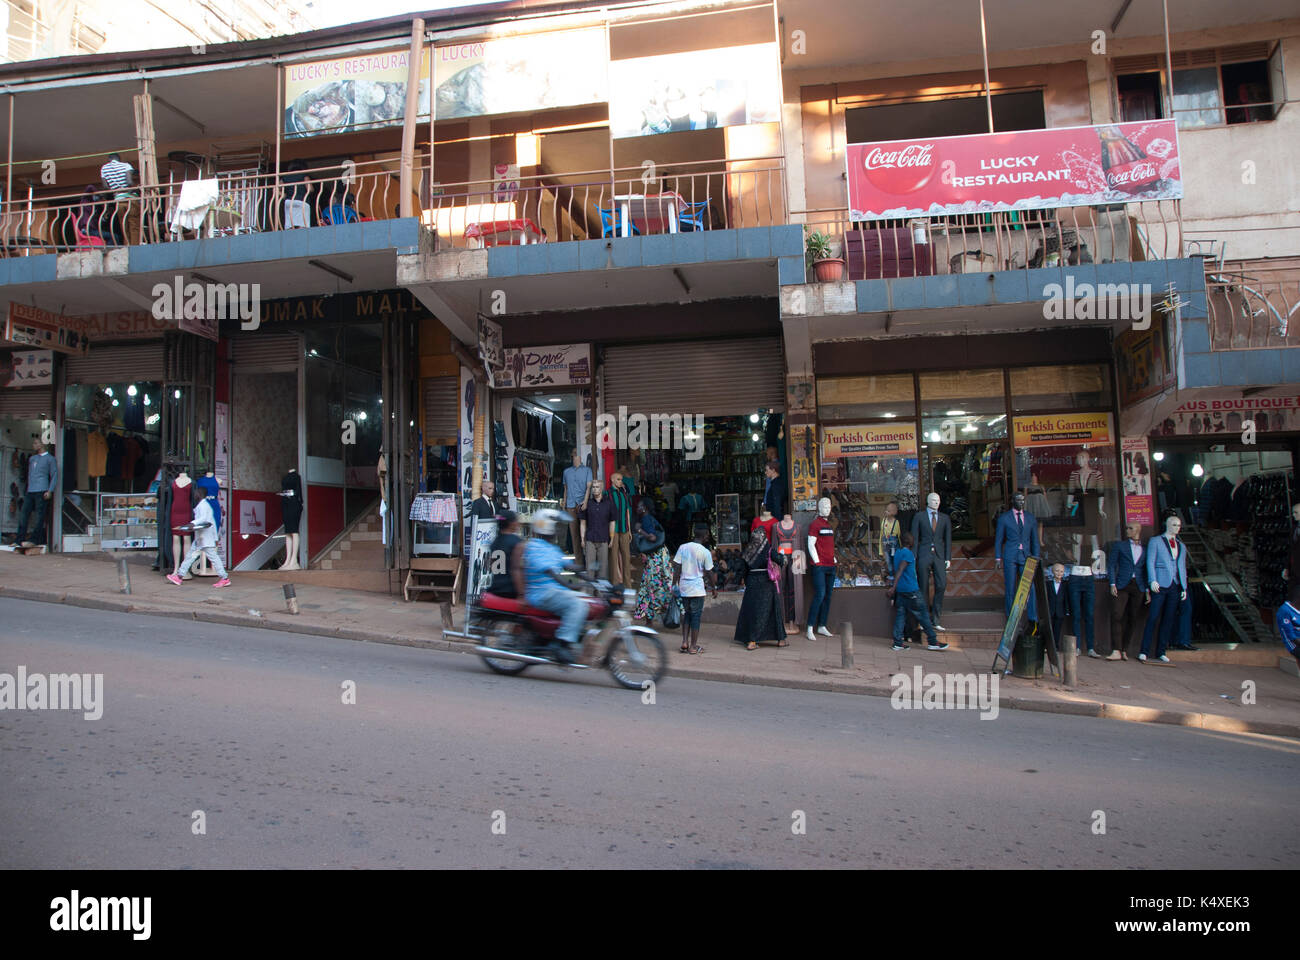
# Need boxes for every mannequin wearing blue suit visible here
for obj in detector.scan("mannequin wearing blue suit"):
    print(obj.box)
[993,493,1040,621]
[1141,515,1192,660]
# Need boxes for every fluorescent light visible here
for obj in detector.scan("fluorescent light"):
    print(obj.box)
[173,389,181,399]
[548,397,562,403]
[946,409,965,416]
[988,415,1006,424]
[881,412,896,418]
[1153,451,1165,461]
[961,424,978,432]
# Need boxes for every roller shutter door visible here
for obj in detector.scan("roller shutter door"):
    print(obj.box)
[65,342,165,384]
[602,337,784,418]
[423,376,458,442]
[0,386,55,419]
[231,335,300,371]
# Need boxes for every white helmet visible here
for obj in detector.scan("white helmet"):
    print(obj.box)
[531,507,571,536]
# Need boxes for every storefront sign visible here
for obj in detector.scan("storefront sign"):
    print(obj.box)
[609,43,780,139]
[1,350,52,387]
[846,119,1182,221]
[5,303,90,355]
[789,419,818,512]
[493,163,520,203]
[240,499,266,535]
[822,423,918,459]
[1012,412,1112,448]
[1116,308,1175,405]
[495,344,591,389]
[434,29,607,120]
[1121,436,1155,526]
[1157,396,1300,435]
[284,47,431,138]
[478,315,503,371]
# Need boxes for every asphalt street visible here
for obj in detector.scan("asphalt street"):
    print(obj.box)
[2,597,1297,869]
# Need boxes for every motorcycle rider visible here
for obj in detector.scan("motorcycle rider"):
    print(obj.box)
[522,507,587,663]
[488,510,525,598]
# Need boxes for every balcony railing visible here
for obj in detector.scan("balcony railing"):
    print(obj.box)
[797,200,1184,281]
[0,155,787,257]
[1203,257,1300,350]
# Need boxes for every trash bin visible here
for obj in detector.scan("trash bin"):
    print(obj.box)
[1011,626,1044,679]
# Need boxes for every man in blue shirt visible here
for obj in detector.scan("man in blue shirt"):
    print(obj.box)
[561,451,592,556]
[888,532,942,650]
[13,437,57,547]
[522,508,588,663]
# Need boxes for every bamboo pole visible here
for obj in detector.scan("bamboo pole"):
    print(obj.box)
[400,18,425,218]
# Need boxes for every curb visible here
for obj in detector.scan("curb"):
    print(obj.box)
[5,585,1298,741]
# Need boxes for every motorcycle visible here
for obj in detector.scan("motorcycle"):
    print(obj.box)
[470,577,668,691]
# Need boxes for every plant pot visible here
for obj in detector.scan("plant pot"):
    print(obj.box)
[813,257,845,282]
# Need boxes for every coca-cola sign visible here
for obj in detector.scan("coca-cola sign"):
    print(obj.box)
[846,119,1182,221]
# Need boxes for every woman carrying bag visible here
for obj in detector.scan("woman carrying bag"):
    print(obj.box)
[633,500,673,624]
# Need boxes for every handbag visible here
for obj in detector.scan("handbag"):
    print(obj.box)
[767,556,782,583]
[635,516,665,554]
[661,588,682,629]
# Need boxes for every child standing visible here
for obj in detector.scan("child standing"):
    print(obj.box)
[166,484,231,587]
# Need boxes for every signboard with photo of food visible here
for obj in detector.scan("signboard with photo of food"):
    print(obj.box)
[283,48,431,138]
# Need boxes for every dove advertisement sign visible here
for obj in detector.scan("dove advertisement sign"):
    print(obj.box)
[846,120,1181,220]
[283,47,431,138]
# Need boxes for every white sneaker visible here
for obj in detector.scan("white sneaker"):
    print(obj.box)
[933,623,947,632]
[806,627,815,641]
[1137,653,1147,662]
[817,626,834,637]
[1157,654,1171,663]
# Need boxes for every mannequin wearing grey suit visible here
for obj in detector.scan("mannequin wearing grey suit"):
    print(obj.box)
[910,493,952,626]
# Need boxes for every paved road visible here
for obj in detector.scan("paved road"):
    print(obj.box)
[2,598,1297,869]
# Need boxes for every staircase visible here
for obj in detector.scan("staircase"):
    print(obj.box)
[314,501,383,571]
[1180,524,1273,643]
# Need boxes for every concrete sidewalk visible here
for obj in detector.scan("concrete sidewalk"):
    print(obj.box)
[2,552,1298,739]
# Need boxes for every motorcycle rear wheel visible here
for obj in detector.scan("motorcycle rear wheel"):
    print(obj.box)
[479,619,532,676]
[606,630,667,691]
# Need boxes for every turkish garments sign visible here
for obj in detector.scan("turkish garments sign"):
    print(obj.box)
[846,120,1182,221]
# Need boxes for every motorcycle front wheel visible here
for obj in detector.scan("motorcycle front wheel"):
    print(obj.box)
[606,629,667,691]
[479,619,532,676]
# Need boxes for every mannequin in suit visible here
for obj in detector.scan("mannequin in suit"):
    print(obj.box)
[1141,514,1194,661]
[910,492,952,630]
[1107,522,1149,660]
[1045,562,1071,651]
[993,492,1040,621]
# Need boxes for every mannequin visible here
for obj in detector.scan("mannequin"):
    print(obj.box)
[279,467,303,570]
[1286,503,1300,582]
[772,512,799,634]
[751,505,776,540]
[1066,450,1105,568]
[377,447,389,547]
[910,492,952,630]
[806,497,836,641]
[1023,472,1051,544]
[169,469,193,579]
[878,501,901,569]
[1141,515,1193,660]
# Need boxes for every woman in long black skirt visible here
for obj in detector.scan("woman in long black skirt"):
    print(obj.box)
[733,527,789,650]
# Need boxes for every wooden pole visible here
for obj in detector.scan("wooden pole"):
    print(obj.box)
[978,0,994,133]
[6,94,12,208]
[400,18,425,218]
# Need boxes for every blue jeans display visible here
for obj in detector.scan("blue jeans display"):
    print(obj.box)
[15,492,49,545]
[892,591,936,644]
[1067,575,1096,653]
[807,565,835,629]
[530,586,588,645]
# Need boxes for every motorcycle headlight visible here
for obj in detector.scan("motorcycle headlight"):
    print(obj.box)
[623,588,637,606]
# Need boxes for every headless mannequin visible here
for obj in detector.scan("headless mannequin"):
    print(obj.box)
[170,470,193,579]
[774,512,799,634]
[1066,452,1105,569]
[279,467,302,570]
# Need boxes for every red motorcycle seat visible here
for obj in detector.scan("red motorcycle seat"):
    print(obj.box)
[480,592,532,614]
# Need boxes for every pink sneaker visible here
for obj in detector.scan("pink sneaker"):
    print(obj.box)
[213,578,232,588]
[166,574,183,586]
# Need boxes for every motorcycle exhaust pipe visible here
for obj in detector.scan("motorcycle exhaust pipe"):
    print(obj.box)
[473,645,555,665]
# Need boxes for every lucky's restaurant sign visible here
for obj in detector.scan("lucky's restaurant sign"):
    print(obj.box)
[846,119,1182,220]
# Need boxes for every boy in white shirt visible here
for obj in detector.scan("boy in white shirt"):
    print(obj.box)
[672,523,717,655]
[166,485,231,587]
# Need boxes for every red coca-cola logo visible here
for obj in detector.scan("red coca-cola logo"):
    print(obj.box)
[1106,160,1159,193]
[862,143,937,195]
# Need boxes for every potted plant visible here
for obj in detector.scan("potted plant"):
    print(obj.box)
[806,230,845,282]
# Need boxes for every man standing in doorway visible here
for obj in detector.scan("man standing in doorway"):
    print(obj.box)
[910,492,952,631]
[12,437,57,548]
[561,451,591,556]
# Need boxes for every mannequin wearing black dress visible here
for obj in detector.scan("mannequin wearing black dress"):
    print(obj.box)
[279,468,303,570]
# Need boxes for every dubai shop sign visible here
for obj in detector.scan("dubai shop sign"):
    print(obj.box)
[5,303,90,355]
[846,120,1182,221]
[822,423,918,459]
[1012,412,1112,448]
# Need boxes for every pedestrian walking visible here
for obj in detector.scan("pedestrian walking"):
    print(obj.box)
[888,533,942,650]
[673,523,716,654]
[733,525,786,650]
[167,484,231,588]
[633,500,672,623]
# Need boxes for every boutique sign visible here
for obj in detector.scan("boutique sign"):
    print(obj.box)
[846,120,1182,221]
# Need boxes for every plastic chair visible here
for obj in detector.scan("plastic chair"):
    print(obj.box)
[678,200,710,232]
[599,206,638,238]
[323,203,360,225]
[74,224,107,251]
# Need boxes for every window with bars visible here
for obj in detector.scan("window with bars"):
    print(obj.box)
[1113,42,1285,129]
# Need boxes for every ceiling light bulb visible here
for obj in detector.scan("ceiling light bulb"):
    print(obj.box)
[1153,451,1164,462]
[127,384,138,396]
[1191,463,1204,477]
[104,387,113,397]
[174,389,181,399]
[111,398,120,407]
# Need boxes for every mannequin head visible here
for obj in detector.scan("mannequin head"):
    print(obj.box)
[572,451,582,468]
[1051,562,1065,582]
[764,460,779,481]
[1013,492,1027,511]
[1164,515,1182,537]
[1030,472,1039,485]
[885,501,898,519]
[817,497,832,517]
[481,480,495,500]
[1125,522,1142,542]
[32,438,45,455]
[611,472,625,490]
[926,492,940,511]
[1076,449,1090,469]
[588,480,604,502]
[760,506,772,521]
[1292,504,1300,523]
[782,513,794,525]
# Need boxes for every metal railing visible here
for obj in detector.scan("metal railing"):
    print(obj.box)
[796,200,1185,280]
[0,155,786,255]
[1203,258,1300,349]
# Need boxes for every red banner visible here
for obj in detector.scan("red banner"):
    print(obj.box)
[846,120,1182,221]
